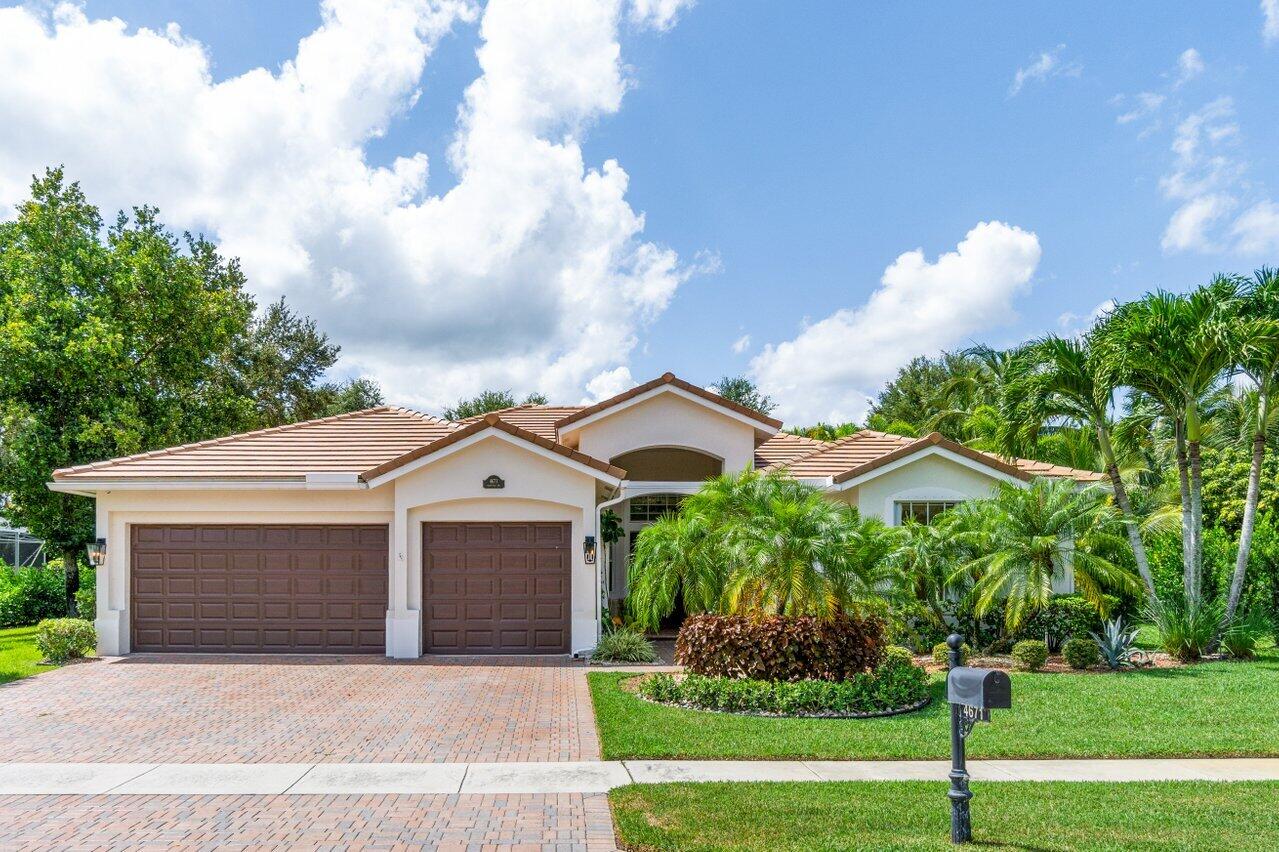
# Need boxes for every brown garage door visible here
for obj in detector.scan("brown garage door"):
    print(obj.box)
[131,524,388,653]
[422,522,571,654]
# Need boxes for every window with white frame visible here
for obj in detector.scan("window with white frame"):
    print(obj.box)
[895,500,961,525]
[628,493,685,522]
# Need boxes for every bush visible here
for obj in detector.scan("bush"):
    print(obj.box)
[1011,639,1049,671]
[0,562,66,627]
[1019,595,1111,650]
[675,613,886,683]
[75,567,95,619]
[1062,637,1100,670]
[1146,596,1221,662]
[932,641,970,666]
[592,628,658,664]
[881,645,915,670]
[34,618,96,663]
[1220,608,1273,660]
[640,662,929,717]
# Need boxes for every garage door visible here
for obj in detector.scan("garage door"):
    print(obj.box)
[131,524,388,653]
[422,522,571,654]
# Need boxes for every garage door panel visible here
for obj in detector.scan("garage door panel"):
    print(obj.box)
[422,521,570,654]
[131,524,387,654]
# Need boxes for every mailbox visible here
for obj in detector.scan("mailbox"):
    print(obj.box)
[947,667,1012,712]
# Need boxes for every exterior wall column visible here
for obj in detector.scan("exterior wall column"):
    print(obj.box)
[95,501,127,655]
[384,498,421,658]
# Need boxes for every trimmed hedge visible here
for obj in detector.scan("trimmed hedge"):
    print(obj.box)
[674,613,886,683]
[639,657,929,717]
[35,618,96,663]
[1062,637,1100,670]
[1011,639,1049,672]
[932,641,971,666]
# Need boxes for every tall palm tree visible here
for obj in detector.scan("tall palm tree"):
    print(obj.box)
[952,478,1139,632]
[1225,268,1279,621]
[1102,278,1242,602]
[1000,334,1159,603]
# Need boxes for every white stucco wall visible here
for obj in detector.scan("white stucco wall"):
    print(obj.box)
[570,391,758,473]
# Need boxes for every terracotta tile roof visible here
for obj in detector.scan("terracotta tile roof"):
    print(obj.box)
[555,372,783,431]
[754,432,831,469]
[460,405,584,441]
[52,407,458,481]
[364,413,625,482]
[774,429,1105,484]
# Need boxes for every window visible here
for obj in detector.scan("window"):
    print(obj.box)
[895,500,960,525]
[628,494,685,522]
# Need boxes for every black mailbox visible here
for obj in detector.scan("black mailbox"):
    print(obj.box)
[947,667,1012,712]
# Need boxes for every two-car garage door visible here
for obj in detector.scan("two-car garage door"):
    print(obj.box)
[129,521,572,655]
[131,524,389,653]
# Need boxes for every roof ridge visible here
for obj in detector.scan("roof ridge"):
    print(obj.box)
[52,406,403,477]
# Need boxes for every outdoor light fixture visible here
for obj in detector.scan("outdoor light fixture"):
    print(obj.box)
[86,538,107,567]
[583,535,597,564]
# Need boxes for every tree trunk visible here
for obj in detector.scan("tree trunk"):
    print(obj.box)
[1174,421,1193,595]
[1188,439,1204,604]
[1225,431,1266,622]
[1096,426,1157,604]
[62,545,80,617]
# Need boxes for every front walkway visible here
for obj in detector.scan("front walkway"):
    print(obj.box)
[0,654,598,763]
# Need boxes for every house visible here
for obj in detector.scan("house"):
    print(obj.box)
[48,373,1103,659]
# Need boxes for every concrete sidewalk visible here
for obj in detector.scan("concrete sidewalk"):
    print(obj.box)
[1,758,1277,795]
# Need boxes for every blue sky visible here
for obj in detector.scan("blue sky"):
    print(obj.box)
[5,1,1279,422]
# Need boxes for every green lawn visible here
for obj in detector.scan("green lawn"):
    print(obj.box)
[0,626,53,684]
[589,650,1279,760]
[610,780,1279,851]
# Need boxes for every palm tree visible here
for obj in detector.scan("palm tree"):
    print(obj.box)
[888,513,971,631]
[1000,334,1159,603]
[1102,278,1242,602]
[625,471,893,629]
[953,478,1139,632]
[1224,268,1279,622]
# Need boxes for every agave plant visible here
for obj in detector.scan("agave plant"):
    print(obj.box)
[1089,617,1139,670]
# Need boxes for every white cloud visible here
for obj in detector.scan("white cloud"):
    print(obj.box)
[584,365,634,402]
[1008,45,1082,97]
[628,0,695,31]
[0,0,693,413]
[1174,48,1204,87]
[1057,299,1116,338]
[1232,200,1279,254]
[1115,92,1166,125]
[1162,194,1236,252]
[1154,97,1246,253]
[731,333,751,354]
[1264,0,1279,43]
[750,222,1041,425]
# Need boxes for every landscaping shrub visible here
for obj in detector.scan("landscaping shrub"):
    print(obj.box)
[640,658,929,716]
[1011,639,1049,671]
[1146,596,1221,662]
[1062,637,1100,670]
[1018,594,1111,650]
[1220,608,1273,660]
[0,562,66,627]
[592,628,658,664]
[1090,618,1138,669]
[932,641,970,666]
[75,567,95,619]
[881,645,915,670]
[675,613,886,683]
[34,618,96,663]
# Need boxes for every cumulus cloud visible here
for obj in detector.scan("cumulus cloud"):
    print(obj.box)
[0,0,692,413]
[1232,200,1279,254]
[1008,45,1081,97]
[750,222,1041,425]
[1265,0,1279,43]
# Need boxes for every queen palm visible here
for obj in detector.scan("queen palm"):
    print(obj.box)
[953,478,1139,632]
[1102,278,1242,601]
[999,334,1158,603]
[1224,268,1279,622]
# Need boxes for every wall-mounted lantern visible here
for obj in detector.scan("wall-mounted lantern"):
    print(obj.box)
[583,535,597,565]
[86,538,107,567]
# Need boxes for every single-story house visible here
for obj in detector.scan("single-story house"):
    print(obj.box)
[49,372,1103,658]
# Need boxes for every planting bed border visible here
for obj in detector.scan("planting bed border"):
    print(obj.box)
[629,673,933,719]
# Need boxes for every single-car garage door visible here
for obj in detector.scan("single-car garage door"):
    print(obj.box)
[422,522,571,654]
[131,524,388,653]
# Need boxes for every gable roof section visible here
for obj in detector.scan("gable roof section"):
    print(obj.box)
[52,407,458,482]
[774,429,1105,485]
[362,413,625,484]
[555,372,783,432]
[754,432,831,470]
[460,405,583,441]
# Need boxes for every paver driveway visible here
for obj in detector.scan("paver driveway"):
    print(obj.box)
[0,655,599,764]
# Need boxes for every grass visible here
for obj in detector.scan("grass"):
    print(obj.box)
[589,650,1279,760]
[610,780,1279,851]
[0,626,54,684]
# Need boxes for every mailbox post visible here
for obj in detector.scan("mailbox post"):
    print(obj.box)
[945,634,1011,844]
